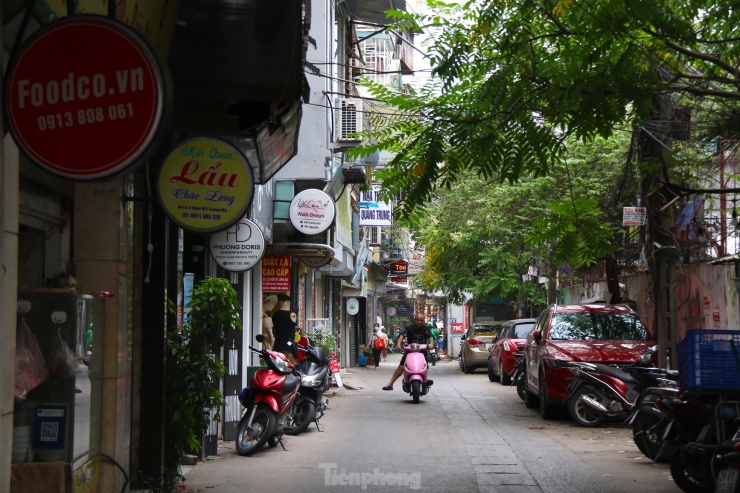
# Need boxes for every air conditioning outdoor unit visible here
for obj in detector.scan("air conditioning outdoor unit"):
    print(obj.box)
[335,98,363,143]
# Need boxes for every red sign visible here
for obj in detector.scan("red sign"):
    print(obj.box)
[451,322,464,334]
[6,16,169,180]
[261,256,291,292]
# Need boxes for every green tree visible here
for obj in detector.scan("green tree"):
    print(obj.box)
[352,0,740,213]
[412,132,634,305]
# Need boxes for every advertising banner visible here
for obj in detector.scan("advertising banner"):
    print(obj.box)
[158,137,255,233]
[359,185,392,226]
[262,256,291,292]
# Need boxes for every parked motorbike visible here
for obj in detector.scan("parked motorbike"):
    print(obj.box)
[510,350,526,401]
[235,335,301,456]
[285,337,332,435]
[401,343,433,403]
[562,356,678,427]
[629,385,680,461]
[668,398,740,493]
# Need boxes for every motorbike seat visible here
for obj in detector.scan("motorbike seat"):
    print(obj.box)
[283,372,300,394]
[593,364,638,383]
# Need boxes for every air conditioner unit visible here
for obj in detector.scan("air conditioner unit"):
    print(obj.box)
[335,98,363,143]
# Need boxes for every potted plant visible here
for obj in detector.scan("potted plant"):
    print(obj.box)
[152,277,242,492]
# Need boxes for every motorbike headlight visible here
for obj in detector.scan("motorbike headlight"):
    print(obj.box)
[410,343,420,351]
[273,355,292,373]
[301,374,321,387]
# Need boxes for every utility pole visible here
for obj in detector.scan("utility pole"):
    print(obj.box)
[641,93,679,369]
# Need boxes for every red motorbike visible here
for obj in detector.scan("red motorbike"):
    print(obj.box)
[235,334,301,456]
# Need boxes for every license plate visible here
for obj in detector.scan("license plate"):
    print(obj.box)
[715,469,739,493]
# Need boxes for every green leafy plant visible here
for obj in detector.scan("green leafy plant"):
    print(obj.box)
[159,277,242,491]
[310,325,337,357]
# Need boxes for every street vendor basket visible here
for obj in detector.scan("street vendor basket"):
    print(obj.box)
[676,329,740,393]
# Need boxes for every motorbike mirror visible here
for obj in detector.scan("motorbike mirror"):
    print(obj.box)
[532,330,542,342]
[255,334,265,343]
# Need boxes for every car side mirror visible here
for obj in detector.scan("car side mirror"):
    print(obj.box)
[461,334,467,340]
[532,330,542,343]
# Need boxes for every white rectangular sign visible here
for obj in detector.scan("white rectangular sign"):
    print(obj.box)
[359,185,392,226]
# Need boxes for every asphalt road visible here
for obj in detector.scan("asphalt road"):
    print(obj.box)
[178,353,680,493]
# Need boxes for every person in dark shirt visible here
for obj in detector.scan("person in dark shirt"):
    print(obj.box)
[272,294,297,363]
[382,314,435,390]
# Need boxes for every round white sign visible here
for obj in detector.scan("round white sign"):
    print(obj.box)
[289,189,335,235]
[209,218,265,271]
[347,297,360,316]
[386,306,397,317]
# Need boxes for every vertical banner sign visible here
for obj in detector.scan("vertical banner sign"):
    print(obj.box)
[158,137,255,233]
[261,256,291,292]
[5,16,170,180]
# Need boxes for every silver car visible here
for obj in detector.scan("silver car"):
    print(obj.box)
[460,323,502,374]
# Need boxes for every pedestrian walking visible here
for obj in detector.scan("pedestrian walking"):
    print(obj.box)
[370,324,383,368]
[380,327,389,361]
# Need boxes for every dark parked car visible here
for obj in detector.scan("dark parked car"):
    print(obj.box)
[487,318,536,384]
[523,303,654,419]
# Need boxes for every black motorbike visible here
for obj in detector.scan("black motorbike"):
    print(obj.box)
[668,397,740,493]
[562,353,678,427]
[283,338,332,435]
[511,350,526,401]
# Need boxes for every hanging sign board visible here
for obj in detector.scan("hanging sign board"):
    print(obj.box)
[390,259,409,276]
[347,297,360,315]
[623,207,647,226]
[261,256,291,292]
[209,219,265,272]
[5,16,171,180]
[289,189,335,235]
[158,137,255,233]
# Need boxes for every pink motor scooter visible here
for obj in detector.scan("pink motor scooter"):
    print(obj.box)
[401,343,434,403]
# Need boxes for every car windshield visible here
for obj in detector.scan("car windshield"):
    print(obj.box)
[512,323,535,339]
[548,313,649,341]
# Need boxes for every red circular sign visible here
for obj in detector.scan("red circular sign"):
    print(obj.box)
[6,16,168,180]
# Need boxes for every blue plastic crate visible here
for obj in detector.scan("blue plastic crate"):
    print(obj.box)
[677,329,740,392]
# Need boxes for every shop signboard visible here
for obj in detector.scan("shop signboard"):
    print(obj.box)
[158,137,255,233]
[289,189,335,235]
[451,322,464,334]
[390,259,408,276]
[261,256,291,292]
[209,219,265,272]
[358,185,392,226]
[6,16,171,180]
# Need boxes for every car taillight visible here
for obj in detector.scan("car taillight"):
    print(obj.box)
[469,338,484,347]
[503,341,515,351]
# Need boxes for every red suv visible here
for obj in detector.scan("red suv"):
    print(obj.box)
[523,303,654,419]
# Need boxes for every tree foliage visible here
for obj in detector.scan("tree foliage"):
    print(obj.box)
[158,277,242,491]
[351,0,740,213]
[412,132,633,304]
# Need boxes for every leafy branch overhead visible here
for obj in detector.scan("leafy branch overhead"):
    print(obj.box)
[350,0,740,214]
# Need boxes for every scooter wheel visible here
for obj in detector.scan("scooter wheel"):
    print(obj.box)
[669,447,715,493]
[632,411,667,462]
[411,380,421,404]
[567,386,605,427]
[235,403,275,456]
[284,400,316,436]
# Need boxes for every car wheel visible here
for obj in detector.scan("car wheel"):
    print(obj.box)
[487,357,499,382]
[500,360,511,386]
[524,371,538,409]
[567,386,604,427]
[539,369,558,420]
[462,353,473,374]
